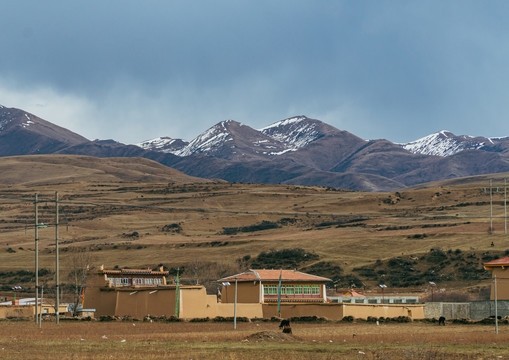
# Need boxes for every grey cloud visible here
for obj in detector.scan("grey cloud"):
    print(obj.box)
[1,1,509,144]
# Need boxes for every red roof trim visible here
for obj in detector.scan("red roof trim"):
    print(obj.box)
[218,269,331,283]
[483,256,509,267]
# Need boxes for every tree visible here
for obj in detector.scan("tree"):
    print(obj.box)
[66,247,92,316]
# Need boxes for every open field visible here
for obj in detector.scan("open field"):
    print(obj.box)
[0,320,508,359]
[0,171,508,297]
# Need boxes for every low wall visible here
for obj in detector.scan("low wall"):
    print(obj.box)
[181,287,263,319]
[0,306,34,319]
[262,303,425,320]
[470,300,509,320]
[342,303,425,320]
[424,302,470,319]
[262,303,344,320]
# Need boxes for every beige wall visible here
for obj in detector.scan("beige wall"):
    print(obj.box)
[182,287,263,319]
[342,303,425,319]
[221,282,260,303]
[263,303,344,320]
[489,269,509,300]
[115,289,176,318]
[0,305,68,319]
[0,305,34,319]
[262,303,425,320]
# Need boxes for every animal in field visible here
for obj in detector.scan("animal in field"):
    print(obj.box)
[279,319,292,333]
[279,319,290,329]
[438,316,446,326]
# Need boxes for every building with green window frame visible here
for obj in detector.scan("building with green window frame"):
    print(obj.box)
[218,269,331,304]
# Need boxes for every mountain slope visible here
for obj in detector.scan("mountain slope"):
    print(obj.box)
[0,105,89,155]
[172,120,287,160]
[0,155,212,185]
[402,130,509,157]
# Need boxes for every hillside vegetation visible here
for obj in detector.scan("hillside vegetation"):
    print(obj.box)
[0,165,508,299]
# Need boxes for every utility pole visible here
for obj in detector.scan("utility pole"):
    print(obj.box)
[34,193,39,324]
[55,192,60,324]
[234,276,238,330]
[505,179,507,235]
[39,285,43,328]
[495,274,499,334]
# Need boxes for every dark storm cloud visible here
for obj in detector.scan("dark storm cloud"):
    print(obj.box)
[1,1,509,143]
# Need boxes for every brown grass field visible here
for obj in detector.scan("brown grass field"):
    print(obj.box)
[0,320,508,359]
[0,156,509,295]
[1,158,509,358]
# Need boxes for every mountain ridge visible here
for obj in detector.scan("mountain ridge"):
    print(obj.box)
[1,105,509,192]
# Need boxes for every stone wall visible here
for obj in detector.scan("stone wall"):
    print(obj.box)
[424,302,470,319]
[470,300,509,320]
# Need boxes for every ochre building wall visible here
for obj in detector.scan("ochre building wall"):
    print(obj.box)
[490,268,509,300]
[221,282,260,303]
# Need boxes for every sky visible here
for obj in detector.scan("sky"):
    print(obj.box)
[1,1,509,144]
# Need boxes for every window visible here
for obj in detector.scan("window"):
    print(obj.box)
[295,285,303,295]
[280,285,286,295]
[303,285,312,295]
[145,278,154,285]
[286,286,294,295]
[269,285,278,295]
[122,278,129,285]
[134,278,143,285]
[263,285,269,295]
[312,285,320,295]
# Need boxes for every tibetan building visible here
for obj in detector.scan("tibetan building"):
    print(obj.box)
[218,269,331,304]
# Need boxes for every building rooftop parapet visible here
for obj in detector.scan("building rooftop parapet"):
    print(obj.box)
[102,268,169,276]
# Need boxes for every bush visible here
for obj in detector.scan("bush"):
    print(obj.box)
[161,224,182,233]
[189,317,210,322]
[250,248,319,269]
[221,221,280,235]
[289,316,328,323]
[341,316,355,323]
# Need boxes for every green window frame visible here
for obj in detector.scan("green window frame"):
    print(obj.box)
[312,285,320,295]
[269,285,278,295]
[303,285,312,295]
[263,285,269,295]
[286,286,295,295]
[295,285,303,295]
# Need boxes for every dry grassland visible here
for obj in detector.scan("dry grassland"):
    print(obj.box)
[0,320,508,359]
[0,176,508,291]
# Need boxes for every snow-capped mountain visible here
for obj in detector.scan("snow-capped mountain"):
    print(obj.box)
[137,137,188,154]
[138,116,345,158]
[2,104,509,192]
[401,131,507,157]
[260,116,341,151]
[171,120,288,160]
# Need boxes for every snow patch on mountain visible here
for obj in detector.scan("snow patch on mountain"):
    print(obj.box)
[173,120,235,157]
[136,136,188,153]
[402,130,486,157]
[260,116,323,150]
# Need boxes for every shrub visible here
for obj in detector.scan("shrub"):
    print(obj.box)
[250,248,319,269]
[221,221,280,235]
[341,316,355,323]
